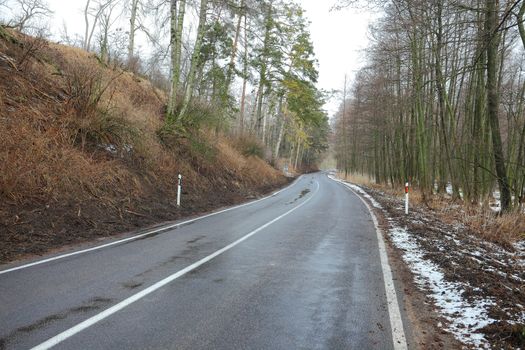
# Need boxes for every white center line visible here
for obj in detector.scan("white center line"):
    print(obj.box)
[30,181,319,350]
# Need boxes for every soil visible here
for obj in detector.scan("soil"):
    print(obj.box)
[356,184,525,349]
[0,30,294,267]
[0,177,292,265]
[373,208,465,350]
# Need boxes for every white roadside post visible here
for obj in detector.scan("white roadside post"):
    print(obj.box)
[405,182,409,215]
[177,174,182,207]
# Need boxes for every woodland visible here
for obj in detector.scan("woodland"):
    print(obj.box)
[333,0,525,213]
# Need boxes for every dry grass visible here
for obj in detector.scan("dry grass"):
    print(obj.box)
[337,172,375,187]
[403,192,525,245]
[0,29,284,215]
[460,209,525,246]
[335,170,524,245]
[0,29,289,263]
[232,133,265,159]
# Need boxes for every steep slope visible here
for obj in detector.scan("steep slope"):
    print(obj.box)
[0,30,288,264]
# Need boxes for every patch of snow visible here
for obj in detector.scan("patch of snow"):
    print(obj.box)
[511,274,524,283]
[98,143,134,157]
[389,226,495,349]
[346,183,383,209]
[327,175,383,209]
[470,250,483,257]
[469,256,483,264]
[100,143,118,154]
[489,200,501,213]
[443,183,464,198]
[514,241,525,252]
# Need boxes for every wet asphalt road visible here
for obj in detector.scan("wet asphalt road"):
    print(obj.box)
[0,173,405,349]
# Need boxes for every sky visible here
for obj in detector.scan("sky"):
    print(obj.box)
[37,0,375,117]
[299,0,375,116]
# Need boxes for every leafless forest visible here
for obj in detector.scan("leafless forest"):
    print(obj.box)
[333,0,525,213]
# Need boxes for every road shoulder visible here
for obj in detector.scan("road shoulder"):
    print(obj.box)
[332,176,525,349]
[329,175,465,349]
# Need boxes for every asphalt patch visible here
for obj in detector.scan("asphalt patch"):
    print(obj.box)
[0,296,113,347]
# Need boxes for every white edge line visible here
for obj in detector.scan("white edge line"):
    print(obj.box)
[328,175,408,350]
[0,176,302,275]
[30,180,320,350]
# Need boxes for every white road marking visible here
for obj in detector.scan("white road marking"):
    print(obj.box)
[329,175,408,350]
[30,181,319,350]
[0,176,302,275]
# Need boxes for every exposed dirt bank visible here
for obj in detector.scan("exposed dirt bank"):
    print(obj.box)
[0,30,290,264]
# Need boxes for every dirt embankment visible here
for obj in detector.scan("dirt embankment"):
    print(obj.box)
[0,30,290,264]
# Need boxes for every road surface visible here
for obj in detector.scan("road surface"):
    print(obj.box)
[0,173,407,349]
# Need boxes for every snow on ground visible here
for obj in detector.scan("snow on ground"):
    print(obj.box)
[389,225,495,348]
[328,175,383,209]
[329,173,525,348]
[514,241,525,268]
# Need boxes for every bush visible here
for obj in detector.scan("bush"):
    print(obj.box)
[233,134,265,158]
[62,64,140,153]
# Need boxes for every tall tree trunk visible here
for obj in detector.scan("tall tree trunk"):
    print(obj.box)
[167,0,186,119]
[486,0,511,211]
[255,3,272,138]
[518,1,525,49]
[128,0,139,64]
[273,107,286,162]
[342,74,348,177]
[239,14,248,134]
[434,1,459,200]
[225,0,244,91]
[294,141,301,170]
[100,14,110,63]
[178,0,208,121]
[83,0,91,50]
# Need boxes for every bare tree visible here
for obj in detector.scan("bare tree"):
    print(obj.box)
[83,0,114,51]
[0,0,8,11]
[178,0,208,120]
[127,0,139,63]
[97,0,121,63]
[11,0,52,33]
[166,0,186,119]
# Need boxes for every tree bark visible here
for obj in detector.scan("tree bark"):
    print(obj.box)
[486,0,512,211]
[83,0,91,50]
[255,3,272,138]
[128,0,139,64]
[167,0,186,119]
[178,0,207,121]
[239,14,248,133]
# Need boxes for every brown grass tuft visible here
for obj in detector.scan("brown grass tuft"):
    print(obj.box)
[340,171,525,246]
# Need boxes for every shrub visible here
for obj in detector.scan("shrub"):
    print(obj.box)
[62,64,140,153]
[232,134,265,158]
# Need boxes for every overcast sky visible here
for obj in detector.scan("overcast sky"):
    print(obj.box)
[300,0,374,116]
[42,0,374,117]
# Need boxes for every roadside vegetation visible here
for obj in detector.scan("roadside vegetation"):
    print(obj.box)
[0,0,328,262]
[332,0,525,243]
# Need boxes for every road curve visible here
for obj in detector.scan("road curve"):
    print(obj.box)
[0,173,407,349]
